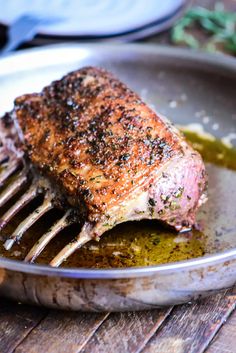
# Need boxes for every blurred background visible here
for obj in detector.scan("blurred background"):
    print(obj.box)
[0,0,235,56]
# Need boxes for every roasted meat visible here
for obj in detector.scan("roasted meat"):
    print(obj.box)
[10,66,207,265]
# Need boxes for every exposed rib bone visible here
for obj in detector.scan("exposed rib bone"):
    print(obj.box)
[4,193,53,251]
[0,183,38,231]
[50,232,92,267]
[0,171,28,207]
[25,210,72,263]
[0,159,20,186]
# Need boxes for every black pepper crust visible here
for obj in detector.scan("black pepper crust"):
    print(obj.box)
[14,66,183,221]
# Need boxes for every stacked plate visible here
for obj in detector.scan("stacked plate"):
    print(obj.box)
[0,0,188,43]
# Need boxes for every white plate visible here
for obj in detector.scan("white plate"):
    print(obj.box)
[0,0,185,37]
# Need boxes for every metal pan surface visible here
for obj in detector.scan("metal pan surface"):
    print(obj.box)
[0,44,235,311]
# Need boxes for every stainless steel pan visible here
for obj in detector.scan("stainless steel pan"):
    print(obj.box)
[0,44,235,311]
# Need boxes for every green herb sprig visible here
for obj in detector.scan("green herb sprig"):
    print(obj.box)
[171,3,236,54]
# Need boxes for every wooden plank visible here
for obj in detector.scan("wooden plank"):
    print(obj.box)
[142,287,236,353]
[0,299,48,353]
[205,308,236,353]
[79,308,172,353]
[14,311,109,353]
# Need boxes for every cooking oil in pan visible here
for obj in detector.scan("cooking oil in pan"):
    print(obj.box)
[0,131,236,268]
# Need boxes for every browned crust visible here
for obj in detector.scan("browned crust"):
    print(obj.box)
[14,67,182,221]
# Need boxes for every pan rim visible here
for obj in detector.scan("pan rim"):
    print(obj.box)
[0,247,235,278]
[0,43,235,279]
[0,43,236,76]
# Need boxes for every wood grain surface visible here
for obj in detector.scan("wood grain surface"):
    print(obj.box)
[14,311,109,353]
[79,309,172,353]
[0,287,235,353]
[206,308,236,353]
[0,1,235,353]
[0,300,48,353]
[142,287,236,353]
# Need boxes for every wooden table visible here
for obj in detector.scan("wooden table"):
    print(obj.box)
[0,1,236,352]
[0,287,235,353]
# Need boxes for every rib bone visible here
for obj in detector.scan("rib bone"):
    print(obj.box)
[0,182,38,231]
[25,210,72,263]
[50,223,92,267]
[4,193,53,250]
[0,170,28,207]
[0,159,20,186]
